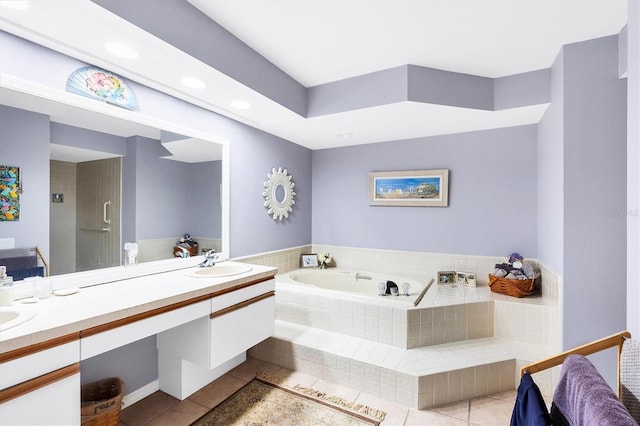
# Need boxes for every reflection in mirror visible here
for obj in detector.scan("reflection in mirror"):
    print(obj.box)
[274,184,286,205]
[0,87,224,276]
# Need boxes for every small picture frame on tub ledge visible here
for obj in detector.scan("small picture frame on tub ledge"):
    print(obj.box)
[437,271,456,285]
[301,254,318,268]
[457,272,477,287]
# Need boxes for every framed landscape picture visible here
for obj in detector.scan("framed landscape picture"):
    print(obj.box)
[369,169,449,207]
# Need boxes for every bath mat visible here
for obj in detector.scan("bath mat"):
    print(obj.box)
[190,372,386,426]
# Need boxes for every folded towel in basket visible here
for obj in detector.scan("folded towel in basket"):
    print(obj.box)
[551,354,636,426]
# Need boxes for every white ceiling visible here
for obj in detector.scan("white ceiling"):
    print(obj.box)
[190,0,628,86]
[0,0,628,150]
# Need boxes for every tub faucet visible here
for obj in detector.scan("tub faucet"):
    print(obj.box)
[199,250,218,268]
[355,272,372,280]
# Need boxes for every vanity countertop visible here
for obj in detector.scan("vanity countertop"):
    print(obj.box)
[0,261,277,353]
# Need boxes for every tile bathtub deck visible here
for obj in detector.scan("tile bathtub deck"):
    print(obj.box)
[272,320,515,377]
[120,357,518,426]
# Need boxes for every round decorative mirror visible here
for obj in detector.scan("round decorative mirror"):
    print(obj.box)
[263,167,296,221]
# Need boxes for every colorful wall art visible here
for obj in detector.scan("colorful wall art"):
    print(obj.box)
[0,165,20,221]
[66,66,139,111]
[369,169,449,207]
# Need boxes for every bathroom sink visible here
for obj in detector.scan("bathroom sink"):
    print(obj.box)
[188,263,253,278]
[0,308,38,331]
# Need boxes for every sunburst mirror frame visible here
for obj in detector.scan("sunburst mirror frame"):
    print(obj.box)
[263,167,296,221]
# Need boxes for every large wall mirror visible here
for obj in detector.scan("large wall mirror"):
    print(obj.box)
[0,77,229,279]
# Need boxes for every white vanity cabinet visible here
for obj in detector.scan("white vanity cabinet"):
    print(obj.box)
[0,336,81,425]
[157,278,275,399]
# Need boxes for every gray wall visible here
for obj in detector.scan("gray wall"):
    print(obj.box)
[0,106,51,262]
[190,160,222,239]
[627,0,640,337]
[123,136,223,241]
[228,123,312,257]
[312,125,538,257]
[537,35,627,385]
[537,50,565,275]
[562,36,627,382]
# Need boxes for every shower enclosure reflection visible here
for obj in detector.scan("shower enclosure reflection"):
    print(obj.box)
[1,89,224,277]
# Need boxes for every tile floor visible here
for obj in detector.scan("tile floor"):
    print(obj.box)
[120,357,517,426]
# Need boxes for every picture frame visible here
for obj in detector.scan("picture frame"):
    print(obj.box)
[369,169,449,207]
[457,271,477,287]
[300,253,318,268]
[437,271,456,285]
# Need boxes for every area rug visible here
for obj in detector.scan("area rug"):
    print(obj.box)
[190,372,386,426]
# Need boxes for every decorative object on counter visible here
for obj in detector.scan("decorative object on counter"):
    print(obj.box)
[457,272,477,287]
[380,280,399,295]
[0,165,20,221]
[123,242,138,266]
[81,377,124,426]
[263,167,296,221]
[0,265,14,306]
[318,252,333,269]
[66,65,139,111]
[402,282,411,296]
[173,233,198,258]
[369,169,449,207]
[437,271,456,285]
[300,253,318,268]
[32,277,52,299]
[488,252,539,297]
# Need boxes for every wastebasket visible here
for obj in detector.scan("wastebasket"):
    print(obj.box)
[80,377,124,426]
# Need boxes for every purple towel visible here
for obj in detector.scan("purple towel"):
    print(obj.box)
[552,354,637,426]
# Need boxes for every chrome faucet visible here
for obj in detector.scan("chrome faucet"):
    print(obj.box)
[355,272,372,280]
[174,246,190,258]
[199,250,218,268]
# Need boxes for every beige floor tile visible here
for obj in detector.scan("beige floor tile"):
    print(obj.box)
[355,392,410,426]
[309,378,361,403]
[143,399,209,426]
[120,391,179,426]
[227,357,264,381]
[486,389,517,401]
[405,408,468,425]
[469,396,515,425]
[187,374,246,409]
[430,400,470,422]
[272,368,320,388]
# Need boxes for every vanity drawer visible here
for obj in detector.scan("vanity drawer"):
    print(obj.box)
[209,292,275,366]
[0,335,79,390]
[0,366,80,425]
[157,289,275,370]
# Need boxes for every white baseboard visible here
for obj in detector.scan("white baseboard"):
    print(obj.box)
[122,379,160,409]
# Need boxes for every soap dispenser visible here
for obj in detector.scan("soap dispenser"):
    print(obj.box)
[0,265,14,306]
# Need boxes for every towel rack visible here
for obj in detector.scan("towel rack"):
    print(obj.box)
[521,330,631,397]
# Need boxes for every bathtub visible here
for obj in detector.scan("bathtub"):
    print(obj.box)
[277,268,432,307]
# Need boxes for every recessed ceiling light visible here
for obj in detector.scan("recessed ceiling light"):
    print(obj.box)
[337,133,354,138]
[104,42,139,59]
[1,1,30,10]
[181,77,206,89]
[231,99,251,110]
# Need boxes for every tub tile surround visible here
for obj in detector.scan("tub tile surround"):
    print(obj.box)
[243,245,562,408]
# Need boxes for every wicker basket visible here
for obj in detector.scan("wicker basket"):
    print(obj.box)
[81,377,124,426]
[488,274,536,298]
